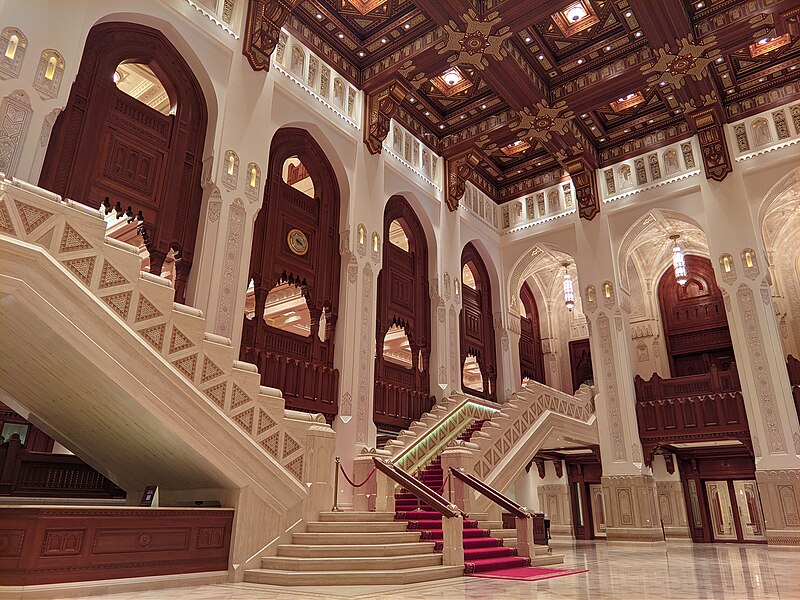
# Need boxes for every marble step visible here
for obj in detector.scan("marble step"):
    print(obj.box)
[278,541,436,558]
[318,511,396,522]
[532,553,566,567]
[306,521,410,533]
[244,565,464,586]
[534,544,550,556]
[261,553,443,571]
[293,531,422,545]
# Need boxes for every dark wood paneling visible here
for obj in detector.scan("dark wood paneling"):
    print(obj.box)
[657,255,734,377]
[240,128,341,421]
[0,507,233,585]
[569,339,593,392]
[374,196,434,430]
[460,243,497,401]
[519,282,545,384]
[39,22,208,303]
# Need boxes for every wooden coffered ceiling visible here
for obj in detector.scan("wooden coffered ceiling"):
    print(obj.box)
[244,0,800,217]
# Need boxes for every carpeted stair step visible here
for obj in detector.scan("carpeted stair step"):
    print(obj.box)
[463,546,517,560]
[418,528,491,540]
[395,510,443,520]
[465,555,531,574]
[463,537,504,549]
[405,519,479,530]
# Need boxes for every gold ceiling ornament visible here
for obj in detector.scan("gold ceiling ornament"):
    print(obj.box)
[398,60,428,89]
[436,8,512,70]
[641,36,720,89]
[512,100,574,143]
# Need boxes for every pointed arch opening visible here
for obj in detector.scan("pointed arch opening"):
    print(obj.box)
[240,128,341,422]
[374,196,433,432]
[519,281,545,384]
[39,22,208,304]
[460,242,497,401]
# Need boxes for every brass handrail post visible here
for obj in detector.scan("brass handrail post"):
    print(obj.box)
[331,456,342,512]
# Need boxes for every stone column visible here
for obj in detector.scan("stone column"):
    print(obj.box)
[700,171,800,546]
[652,454,690,540]
[576,213,664,543]
[496,310,522,400]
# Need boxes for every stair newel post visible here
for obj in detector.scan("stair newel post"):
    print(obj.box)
[331,456,342,512]
[440,442,477,514]
[374,462,396,514]
[441,514,465,568]
[515,513,536,561]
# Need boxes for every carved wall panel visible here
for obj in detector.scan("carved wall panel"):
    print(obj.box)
[0,89,32,177]
[519,281,545,384]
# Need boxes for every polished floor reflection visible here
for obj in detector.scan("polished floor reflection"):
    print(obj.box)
[76,540,800,599]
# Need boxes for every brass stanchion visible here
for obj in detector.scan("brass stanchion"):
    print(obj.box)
[331,456,342,512]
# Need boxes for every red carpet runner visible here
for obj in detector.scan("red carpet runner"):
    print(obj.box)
[394,420,531,574]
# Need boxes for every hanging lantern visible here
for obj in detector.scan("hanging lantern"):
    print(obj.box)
[563,262,575,311]
[670,234,687,286]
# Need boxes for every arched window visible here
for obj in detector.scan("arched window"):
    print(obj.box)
[240,128,341,422]
[113,62,173,116]
[460,243,497,401]
[39,23,207,305]
[374,196,433,431]
[281,156,315,198]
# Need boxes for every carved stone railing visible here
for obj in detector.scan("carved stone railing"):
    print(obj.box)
[385,393,501,475]
[634,365,750,464]
[0,176,332,485]
[0,435,125,498]
[469,381,596,481]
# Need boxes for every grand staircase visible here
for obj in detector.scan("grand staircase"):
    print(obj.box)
[244,511,462,585]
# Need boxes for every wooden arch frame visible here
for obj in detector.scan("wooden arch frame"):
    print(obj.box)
[374,195,434,430]
[240,127,341,420]
[39,22,208,303]
[656,254,734,377]
[460,242,497,401]
[519,281,545,384]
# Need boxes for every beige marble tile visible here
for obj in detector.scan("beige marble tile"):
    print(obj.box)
[34,541,800,600]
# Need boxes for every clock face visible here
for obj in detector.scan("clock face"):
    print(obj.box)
[287,228,309,256]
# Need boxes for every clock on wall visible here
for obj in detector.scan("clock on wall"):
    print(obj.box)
[287,228,309,256]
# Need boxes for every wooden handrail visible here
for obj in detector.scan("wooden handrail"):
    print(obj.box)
[449,466,531,519]
[372,457,462,518]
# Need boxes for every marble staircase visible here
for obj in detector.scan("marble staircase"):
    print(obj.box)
[244,511,463,585]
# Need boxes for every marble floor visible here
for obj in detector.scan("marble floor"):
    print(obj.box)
[73,541,800,600]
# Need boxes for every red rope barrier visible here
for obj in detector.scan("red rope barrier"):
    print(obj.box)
[338,465,377,488]
[435,475,449,495]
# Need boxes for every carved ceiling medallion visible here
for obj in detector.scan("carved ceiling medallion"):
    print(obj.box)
[610,92,645,113]
[437,9,512,70]
[552,1,600,37]
[513,100,574,143]
[500,140,531,156]
[343,0,388,16]
[431,66,473,97]
[642,37,719,89]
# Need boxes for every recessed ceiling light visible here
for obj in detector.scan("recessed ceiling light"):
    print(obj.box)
[625,11,632,17]
[358,51,365,57]
[696,1,704,8]
[460,115,465,119]
[758,77,765,82]
[722,74,728,78]
[591,126,596,130]
[404,23,410,29]
[538,54,544,60]
[517,169,522,173]
[648,119,654,123]
[716,57,724,63]
[727,89,734,93]
[624,128,630,132]
[600,137,606,141]
[659,81,667,87]
[635,31,642,38]
[316,13,323,19]
[581,113,588,118]
[577,58,584,64]
[409,97,415,102]
[566,4,588,22]
[424,111,430,115]
[380,37,387,43]
[525,37,531,43]
[338,32,344,39]
[667,95,674,100]
[439,124,445,129]
[605,45,612,51]
[791,65,798,70]
[442,68,462,86]
[481,104,487,109]
[674,108,681,113]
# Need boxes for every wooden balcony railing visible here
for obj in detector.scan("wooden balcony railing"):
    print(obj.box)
[373,380,436,431]
[634,364,750,465]
[0,435,125,498]
[241,349,339,421]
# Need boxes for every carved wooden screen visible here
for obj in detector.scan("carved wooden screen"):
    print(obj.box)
[519,282,545,384]
[460,243,497,401]
[374,196,434,430]
[240,128,340,421]
[39,23,207,303]
[569,338,594,392]
[657,255,734,377]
